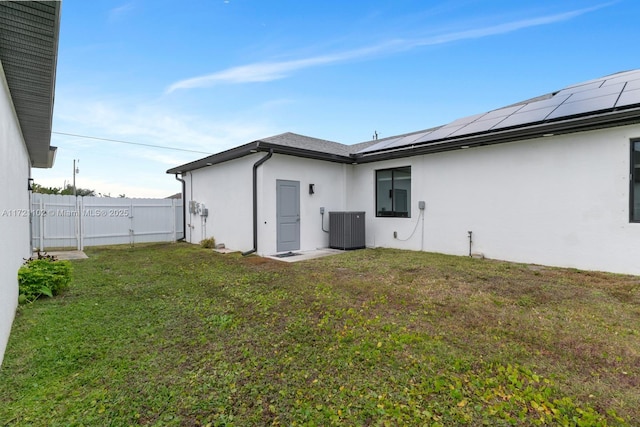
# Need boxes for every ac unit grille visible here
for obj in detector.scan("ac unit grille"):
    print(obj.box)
[329,211,365,250]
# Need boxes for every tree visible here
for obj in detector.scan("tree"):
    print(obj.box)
[31,183,96,196]
[30,183,61,194]
[61,184,95,197]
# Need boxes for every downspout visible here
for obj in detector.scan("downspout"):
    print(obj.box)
[242,149,273,256]
[174,173,186,241]
[189,171,193,242]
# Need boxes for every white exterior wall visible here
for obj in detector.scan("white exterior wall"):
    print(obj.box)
[348,125,640,275]
[184,153,349,255]
[259,154,348,255]
[184,154,256,250]
[0,64,31,366]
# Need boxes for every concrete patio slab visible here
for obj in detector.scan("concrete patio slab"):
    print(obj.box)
[34,250,88,260]
[265,248,346,263]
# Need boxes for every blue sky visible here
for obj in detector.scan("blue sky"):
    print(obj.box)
[33,0,639,198]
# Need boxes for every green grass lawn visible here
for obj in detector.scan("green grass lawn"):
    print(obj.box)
[1,243,638,426]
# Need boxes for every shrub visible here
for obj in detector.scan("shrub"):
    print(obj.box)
[18,258,72,304]
[200,237,216,249]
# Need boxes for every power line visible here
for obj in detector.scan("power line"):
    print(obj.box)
[52,131,214,155]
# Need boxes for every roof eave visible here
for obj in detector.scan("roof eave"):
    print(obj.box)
[0,1,62,169]
[166,141,259,174]
[31,145,57,169]
[257,142,353,164]
[166,140,354,174]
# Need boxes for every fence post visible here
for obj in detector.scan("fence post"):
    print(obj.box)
[75,196,79,251]
[129,200,134,247]
[79,197,84,251]
[39,196,44,251]
[171,199,177,242]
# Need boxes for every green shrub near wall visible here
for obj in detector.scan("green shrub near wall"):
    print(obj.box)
[18,258,72,304]
[200,237,216,248]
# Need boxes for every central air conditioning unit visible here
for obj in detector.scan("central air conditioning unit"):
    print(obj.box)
[329,211,366,250]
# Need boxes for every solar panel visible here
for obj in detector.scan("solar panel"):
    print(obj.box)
[516,94,571,112]
[563,82,625,102]
[624,79,640,91]
[358,70,640,155]
[491,106,558,129]
[601,70,640,86]
[414,125,467,143]
[358,137,402,153]
[445,112,487,127]
[557,80,603,95]
[386,131,433,149]
[546,94,619,120]
[615,88,640,108]
[448,117,507,136]
[477,104,524,120]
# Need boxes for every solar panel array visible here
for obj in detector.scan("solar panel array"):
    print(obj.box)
[359,69,640,154]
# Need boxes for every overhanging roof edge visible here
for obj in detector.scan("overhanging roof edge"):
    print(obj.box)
[0,1,62,169]
[166,141,260,174]
[166,140,355,174]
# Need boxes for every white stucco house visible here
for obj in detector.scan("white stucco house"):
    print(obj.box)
[168,69,640,276]
[0,1,61,365]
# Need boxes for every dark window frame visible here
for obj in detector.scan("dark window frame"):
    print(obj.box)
[631,139,640,223]
[375,166,411,218]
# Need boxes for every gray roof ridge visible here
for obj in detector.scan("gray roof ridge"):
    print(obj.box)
[260,131,362,157]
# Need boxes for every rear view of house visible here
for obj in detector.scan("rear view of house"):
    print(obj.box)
[169,70,640,276]
[0,1,61,365]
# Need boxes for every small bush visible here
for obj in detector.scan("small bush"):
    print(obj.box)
[200,237,216,249]
[18,258,72,304]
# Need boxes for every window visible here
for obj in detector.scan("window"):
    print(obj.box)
[631,141,640,222]
[376,166,411,217]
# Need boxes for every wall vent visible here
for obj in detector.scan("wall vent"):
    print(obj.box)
[329,211,366,250]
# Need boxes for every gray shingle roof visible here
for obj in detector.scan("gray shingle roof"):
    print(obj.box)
[261,132,356,156]
[167,132,379,174]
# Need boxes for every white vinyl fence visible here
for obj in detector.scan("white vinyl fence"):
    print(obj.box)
[31,194,184,250]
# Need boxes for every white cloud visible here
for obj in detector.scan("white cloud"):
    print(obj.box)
[166,4,609,93]
[43,95,281,198]
[166,55,345,93]
[108,3,135,22]
[139,151,193,167]
[406,5,609,48]
[53,97,274,154]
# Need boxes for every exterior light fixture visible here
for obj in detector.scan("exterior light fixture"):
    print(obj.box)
[28,178,34,190]
[309,183,315,195]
